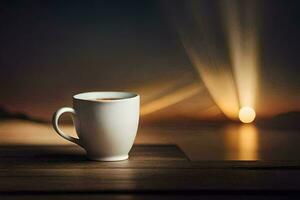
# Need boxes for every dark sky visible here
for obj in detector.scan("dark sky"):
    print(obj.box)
[0,0,299,120]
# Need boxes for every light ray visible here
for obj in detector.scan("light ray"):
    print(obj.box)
[183,43,240,120]
[221,0,259,109]
[167,0,260,121]
[141,83,203,116]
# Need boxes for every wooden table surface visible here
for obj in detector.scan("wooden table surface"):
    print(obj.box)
[0,120,300,199]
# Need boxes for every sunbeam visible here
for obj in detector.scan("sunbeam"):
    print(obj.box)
[167,0,260,121]
[221,0,259,110]
[182,44,239,120]
[141,82,203,116]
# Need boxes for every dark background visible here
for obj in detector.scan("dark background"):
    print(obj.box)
[0,0,299,121]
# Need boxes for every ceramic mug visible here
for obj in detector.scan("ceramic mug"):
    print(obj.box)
[52,91,140,161]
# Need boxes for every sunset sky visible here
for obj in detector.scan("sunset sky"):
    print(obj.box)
[0,0,299,122]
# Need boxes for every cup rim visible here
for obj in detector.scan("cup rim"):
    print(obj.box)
[73,91,139,103]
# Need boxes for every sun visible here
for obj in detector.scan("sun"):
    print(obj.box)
[239,106,256,123]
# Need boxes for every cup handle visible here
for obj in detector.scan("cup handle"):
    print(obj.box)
[52,107,83,147]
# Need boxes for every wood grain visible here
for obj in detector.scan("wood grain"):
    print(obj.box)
[0,145,300,196]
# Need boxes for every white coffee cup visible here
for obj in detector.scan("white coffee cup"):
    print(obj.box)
[52,91,140,161]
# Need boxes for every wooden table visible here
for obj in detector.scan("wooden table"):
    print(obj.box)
[1,145,300,199]
[0,121,300,199]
